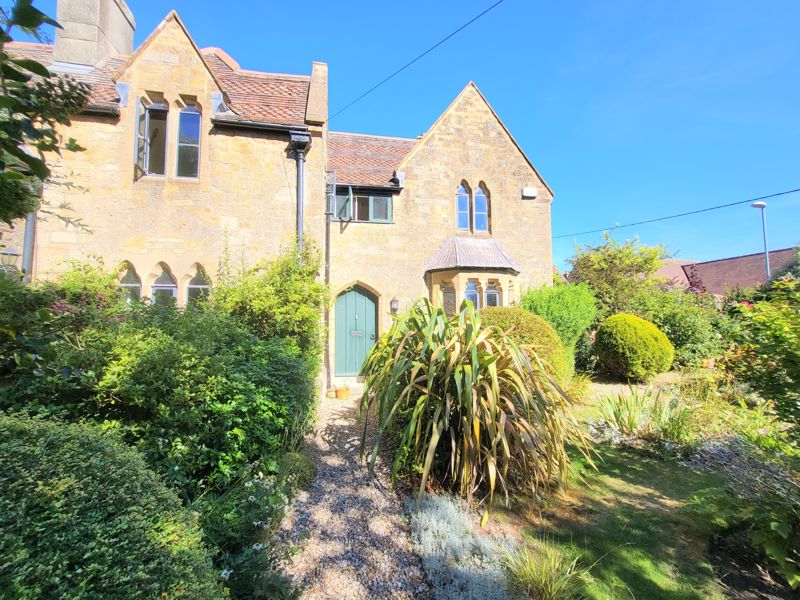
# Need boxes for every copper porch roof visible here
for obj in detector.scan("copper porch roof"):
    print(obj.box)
[426,236,521,273]
[328,131,417,187]
[6,42,310,127]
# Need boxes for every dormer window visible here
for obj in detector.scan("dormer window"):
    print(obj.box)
[334,188,393,223]
[135,99,168,177]
[177,105,201,178]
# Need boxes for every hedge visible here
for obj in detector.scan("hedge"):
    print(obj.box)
[0,414,224,599]
[594,313,674,381]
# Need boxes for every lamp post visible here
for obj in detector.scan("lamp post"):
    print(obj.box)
[750,201,770,282]
[0,247,21,279]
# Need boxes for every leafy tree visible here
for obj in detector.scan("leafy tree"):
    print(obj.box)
[520,282,598,353]
[568,233,667,314]
[0,0,89,225]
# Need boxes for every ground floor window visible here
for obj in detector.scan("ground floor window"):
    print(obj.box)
[152,268,177,306]
[119,264,141,303]
[186,269,210,304]
[465,281,480,307]
[485,283,500,307]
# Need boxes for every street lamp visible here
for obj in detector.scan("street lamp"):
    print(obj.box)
[750,201,770,282]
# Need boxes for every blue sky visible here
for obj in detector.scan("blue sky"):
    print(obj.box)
[19,0,800,268]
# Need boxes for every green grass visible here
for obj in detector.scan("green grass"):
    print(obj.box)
[496,447,726,600]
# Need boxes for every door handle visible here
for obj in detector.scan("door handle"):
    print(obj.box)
[369,333,375,340]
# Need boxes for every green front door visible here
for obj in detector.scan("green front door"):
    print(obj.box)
[335,287,377,376]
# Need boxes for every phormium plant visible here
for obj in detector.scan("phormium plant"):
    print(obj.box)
[359,299,590,524]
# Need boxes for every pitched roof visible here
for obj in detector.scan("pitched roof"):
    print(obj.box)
[6,37,311,127]
[682,247,796,295]
[328,131,417,187]
[655,259,695,288]
[5,42,124,108]
[426,236,520,273]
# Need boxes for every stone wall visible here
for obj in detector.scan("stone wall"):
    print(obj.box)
[32,16,326,304]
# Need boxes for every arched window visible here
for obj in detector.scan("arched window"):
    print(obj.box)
[474,184,490,232]
[465,281,480,307]
[119,263,141,303]
[456,183,471,231]
[151,265,177,306]
[177,105,201,178]
[186,267,210,304]
[484,283,500,307]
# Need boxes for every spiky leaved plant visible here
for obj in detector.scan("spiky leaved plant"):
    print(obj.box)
[359,299,590,524]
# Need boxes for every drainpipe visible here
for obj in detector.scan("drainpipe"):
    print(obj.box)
[324,171,336,392]
[290,131,311,259]
[21,211,36,283]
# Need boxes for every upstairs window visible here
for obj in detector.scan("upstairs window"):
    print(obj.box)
[119,264,141,303]
[186,268,210,304]
[151,266,177,306]
[474,185,490,232]
[456,183,471,230]
[334,188,393,223]
[177,105,201,178]
[465,281,480,307]
[135,99,168,177]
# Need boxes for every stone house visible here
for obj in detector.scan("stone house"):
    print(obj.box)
[6,0,555,382]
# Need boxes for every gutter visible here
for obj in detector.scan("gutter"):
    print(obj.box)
[82,104,120,116]
[210,117,309,134]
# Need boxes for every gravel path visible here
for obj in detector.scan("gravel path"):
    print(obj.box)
[279,389,431,599]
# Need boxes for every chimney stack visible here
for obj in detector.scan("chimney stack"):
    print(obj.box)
[53,0,135,68]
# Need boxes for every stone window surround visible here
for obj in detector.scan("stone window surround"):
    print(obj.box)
[454,180,492,235]
[429,269,516,313]
[119,261,211,307]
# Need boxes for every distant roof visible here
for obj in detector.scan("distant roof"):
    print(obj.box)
[328,131,416,187]
[682,247,796,295]
[6,42,310,127]
[655,259,695,289]
[426,236,520,273]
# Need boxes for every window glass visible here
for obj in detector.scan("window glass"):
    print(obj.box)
[354,195,370,221]
[474,186,489,232]
[177,107,201,178]
[465,281,480,307]
[456,184,470,230]
[153,287,176,306]
[119,265,141,304]
[485,284,500,307]
[147,108,167,175]
[371,196,390,221]
[187,269,210,304]
[335,194,350,220]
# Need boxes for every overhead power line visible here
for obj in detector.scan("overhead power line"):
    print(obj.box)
[553,187,800,240]
[327,0,506,123]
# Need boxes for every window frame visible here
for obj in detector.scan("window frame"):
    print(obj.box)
[151,285,177,306]
[186,269,211,304]
[465,281,481,308]
[456,183,471,231]
[135,99,168,178]
[473,185,490,233]
[484,284,500,307]
[176,105,201,179]
[333,188,393,223]
[119,264,142,304]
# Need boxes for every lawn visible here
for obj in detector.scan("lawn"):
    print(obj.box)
[493,446,727,600]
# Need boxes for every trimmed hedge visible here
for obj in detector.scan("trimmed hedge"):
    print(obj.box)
[594,313,674,381]
[481,306,571,383]
[0,414,224,599]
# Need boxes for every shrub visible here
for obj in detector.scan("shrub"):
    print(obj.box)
[480,306,571,383]
[725,278,800,425]
[360,299,589,523]
[599,387,651,435]
[520,282,598,353]
[630,287,721,367]
[0,414,224,599]
[213,243,328,358]
[409,494,509,600]
[3,305,317,499]
[594,313,674,381]
[598,387,693,446]
[502,544,587,600]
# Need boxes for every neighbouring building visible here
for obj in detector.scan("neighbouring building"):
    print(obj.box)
[5,0,555,383]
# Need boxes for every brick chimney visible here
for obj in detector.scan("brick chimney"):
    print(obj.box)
[53,0,135,68]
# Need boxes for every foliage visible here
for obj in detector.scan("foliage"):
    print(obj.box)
[567,233,668,314]
[520,282,598,353]
[480,306,571,383]
[360,299,589,524]
[0,1,90,224]
[409,494,509,600]
[3,304,317,500]
[630,286,722,367]
[0,413,225,599]
[688,439,800,589]
[599,386,650,436]
[502,544,587,600]
[194,462,297,600]
[573,329,598,374]
[775,246,800,279]
[724,278,800,424]
[594,313,674,381]
[212,243,328,357]
[563,373,592,404]
[0,274,56,378]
